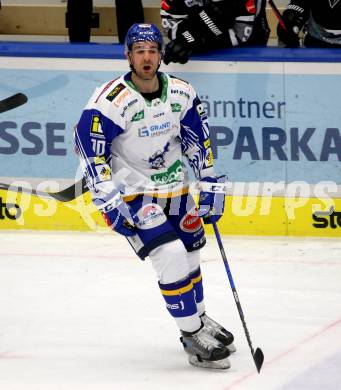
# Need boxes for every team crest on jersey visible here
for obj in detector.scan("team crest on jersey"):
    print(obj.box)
[329,0,340,8]
[95,164,111,181]
[106,83,126,102]
[148,142,170,169]
[90,115,104,138]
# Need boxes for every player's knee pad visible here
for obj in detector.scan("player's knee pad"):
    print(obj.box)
[149,239,190,284]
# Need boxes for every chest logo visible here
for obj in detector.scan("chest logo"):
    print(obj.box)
[148,142,170,170]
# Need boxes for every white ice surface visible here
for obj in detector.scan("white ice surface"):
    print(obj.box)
[0,231,340,390]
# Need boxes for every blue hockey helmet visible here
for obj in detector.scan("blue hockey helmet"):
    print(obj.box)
[125,23,164,52]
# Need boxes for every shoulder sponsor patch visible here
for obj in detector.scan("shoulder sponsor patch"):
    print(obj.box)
[95,78,117,103]
[106,83,126,102]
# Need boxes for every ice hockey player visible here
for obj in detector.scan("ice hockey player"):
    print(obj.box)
[74,23,236,369]
[277,0,341,47]
[161,0,270,64]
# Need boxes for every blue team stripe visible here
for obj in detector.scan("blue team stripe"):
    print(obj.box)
[74,130,97,178]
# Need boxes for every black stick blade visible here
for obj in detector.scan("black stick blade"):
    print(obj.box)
[253,348,264,373]
[0,93,28,113]
[48,178,88,202]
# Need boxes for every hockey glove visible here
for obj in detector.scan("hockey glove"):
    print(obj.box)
[93,190,139,237]
[164,38,192,65]
[163,1,234,65]
[277,6,307,48]
[197,175,228,224]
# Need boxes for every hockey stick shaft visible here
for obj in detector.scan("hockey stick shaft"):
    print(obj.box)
[212,221,264,373]
[0,178,87,202]
[268,0,287,31]
[0,93,28,113]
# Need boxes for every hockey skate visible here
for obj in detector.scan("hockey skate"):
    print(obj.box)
[180,325,231,369]
[201,313,236,353]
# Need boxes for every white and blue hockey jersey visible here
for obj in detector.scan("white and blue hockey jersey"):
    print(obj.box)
[74,71,215,199]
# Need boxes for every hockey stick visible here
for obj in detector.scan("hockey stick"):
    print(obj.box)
[212,221,264,373]
[0,93,28,113]
[268,0,287,31]
[0,177,88,202]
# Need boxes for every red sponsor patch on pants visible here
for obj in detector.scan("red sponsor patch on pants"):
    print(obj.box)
[246,0,256,14]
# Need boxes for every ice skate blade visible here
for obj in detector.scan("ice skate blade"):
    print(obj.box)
[228,342,236,353]
[188,355,231,370]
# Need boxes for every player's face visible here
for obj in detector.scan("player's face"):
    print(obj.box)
[128,42,161,80]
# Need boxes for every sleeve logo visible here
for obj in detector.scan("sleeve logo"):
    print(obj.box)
[90,115,104,138]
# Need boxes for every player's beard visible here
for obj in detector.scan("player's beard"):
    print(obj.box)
[134,63,158,81]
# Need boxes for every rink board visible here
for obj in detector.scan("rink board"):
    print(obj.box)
[0,189,340,237]
[0,44,340,236]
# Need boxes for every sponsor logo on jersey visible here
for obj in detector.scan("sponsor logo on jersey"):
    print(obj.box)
[94,156,106,165]
[171,89,190,99]
[0,197,22,220]
[137,203,166,229]
[151,159,183,185]
[246,0,256,14]
[153,112,164,118]
[312,210,341,228]
[139,122,171,138]
[114,89,131,107]
[171,103,182,112]
[132,110,144,122]
[90,115,104,138]
[180,208,202,233]
[95,78,117,103]
[120,98,139,118]
[150,122,171,132]
[106,83,126,102]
